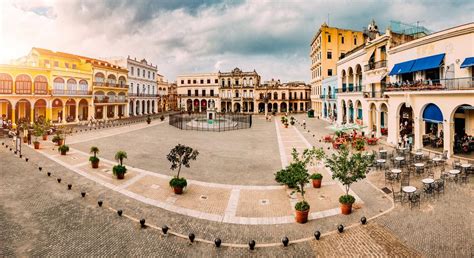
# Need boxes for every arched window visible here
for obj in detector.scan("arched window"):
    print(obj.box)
[118,76,126,87]
[53,77,65,91]
[273,92,278,100]
[0,73,13,94]
[15,74,32,94]
[227,79,231,87]
[137,84,140,94]
[79,80,88,93]
[249,78,253,86]
[282,93,286,100]
[107,74,116,85]
[67,79,77,91]
[34,75,48,94]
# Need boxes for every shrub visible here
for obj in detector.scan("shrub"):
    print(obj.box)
[310,173,323,180]
[58,145,69,153]
[339,194,356,204]
[169,177,187,188]
[89,156,100,163]
[112,164,127,176]
[295,200,310,211]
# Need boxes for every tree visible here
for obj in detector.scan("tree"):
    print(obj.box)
[115,151,127,166]
[325,145,374,198]
[167,144,199,178]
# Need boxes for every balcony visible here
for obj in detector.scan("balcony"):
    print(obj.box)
[129,93,159,97]
[385,78,474,92]
[52,89,92,95]
[178,94,219,97]
[364,60,387,71]
[319,95,326,99]
[93,96,127,104]
[363,91,387,99]
[93,81,128,88]
[339,85,363,93]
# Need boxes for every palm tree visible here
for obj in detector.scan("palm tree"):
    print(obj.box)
[90,146,99,158]
[115,151,127,166]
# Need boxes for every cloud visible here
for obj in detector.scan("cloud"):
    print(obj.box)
[1,0,473,82]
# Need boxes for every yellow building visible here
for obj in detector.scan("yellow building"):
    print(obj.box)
[0,47,128,125]
[0,47,94,125]
[310,22,365,117]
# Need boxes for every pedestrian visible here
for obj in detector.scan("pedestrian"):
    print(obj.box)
[27,130,31,145]
[303,119,306,129]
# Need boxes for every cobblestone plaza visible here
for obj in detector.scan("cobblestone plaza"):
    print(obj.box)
[1,115,472,257]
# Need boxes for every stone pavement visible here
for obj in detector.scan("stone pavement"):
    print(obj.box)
[1,116,472,256]
[26,116,391,226]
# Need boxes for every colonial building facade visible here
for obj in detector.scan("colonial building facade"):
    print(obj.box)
[255,79,311,114]
[109,57,158,116]
[177,73,220,112]
[310,23,365,117]
[218,68,260,113]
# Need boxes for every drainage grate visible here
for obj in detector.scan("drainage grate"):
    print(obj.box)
[381,187,392,194]
[199,195,208,200]
[259,199,270,205]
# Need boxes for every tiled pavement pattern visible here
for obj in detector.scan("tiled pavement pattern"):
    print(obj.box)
[28,117,392,225]
[1,115,472,256]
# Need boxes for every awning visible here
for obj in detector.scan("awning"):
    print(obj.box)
[422,104,443,123]
[460,57,474,68]
[389,60,415,75]
[410,53,445,72]
[461,105,474,110]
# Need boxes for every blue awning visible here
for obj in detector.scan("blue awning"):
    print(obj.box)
[423,104,443,123]
[460,57,474,68]
[410,53,445,72]
[389,60,415,75]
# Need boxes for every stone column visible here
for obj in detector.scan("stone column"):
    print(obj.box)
[443,121,454,158]
[413,117,423,151]
[62,104,66,124]
[114,105,118,119]
[75,101,79,122]
[375,109,381,138]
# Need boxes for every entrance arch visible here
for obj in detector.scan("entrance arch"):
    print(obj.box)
[272,103,278,113]
[52,99,63,122]
[234,103,241,113]
[451,104,474,155]
[201,99,207,112]
[0,99,12,122]
[421,103,443,149]
[65,99,76,122]
[280,102,287,113]
[33,99,47,122]
[78,99,88,121]
[186,99,192,111]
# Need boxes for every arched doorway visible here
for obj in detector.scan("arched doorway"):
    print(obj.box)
[398,103,413,138]
[380,103,388,136]
[15,99,31,124]
[193,99,199,112]
[451,104,474,155]
[147,100,150,114]
[151,100,155,113]
[142,100,146,115]
[333,103,337,121]
[341,100,347,124]
[136,100,140,115]
[201,99,207,112]
[186,99,192,111]
[65,99,76,122]
[281,102,287,113]
[348,100,354,123]
[267,103,272,113]
[355,100,363,124]
[0,99,12,122]
[369,103,377,133]
[33,99,47,122]
[52,99,63,122]
[272,103,278,113]
[421,103,443,149]
[79,99,88,121]
[323,102,327,118]
[234,103,241,113]
[129,100,134,116]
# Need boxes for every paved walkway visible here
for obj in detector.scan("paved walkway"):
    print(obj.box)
[28,118,390,225]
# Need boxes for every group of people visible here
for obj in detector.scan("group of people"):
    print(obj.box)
[454,131,473,154]
[388,78,437,88]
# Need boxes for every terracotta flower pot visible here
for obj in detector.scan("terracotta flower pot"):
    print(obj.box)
[42,135,48,141]
[23,137,28,143]
[117,173,125,180]
[295,209,309,223]
[312,179,322,188]
[58,139,64,146]
[173,186,183,194]
[60,150,67,155]
[91,160,99,169]
[34,142,40,149]
[340,203,352,215]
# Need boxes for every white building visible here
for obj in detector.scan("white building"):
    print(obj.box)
[177,73,220,112]
[108,56,158,116]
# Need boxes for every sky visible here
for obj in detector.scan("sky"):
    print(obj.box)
[0,0,473,83]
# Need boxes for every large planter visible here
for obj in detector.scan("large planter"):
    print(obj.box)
[173,186,183,194]
[34,142,40,149]
[295,209,309,223]
[116,173,125,180]
[312,179,322,188]
[60,150,67,156]
[57,139,64,146]
[42,134,48,141]
[340,203,352,215]
[91,160,99,169]
[23,137,28,143]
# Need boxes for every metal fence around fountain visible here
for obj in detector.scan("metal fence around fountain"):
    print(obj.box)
[169,112,252,132]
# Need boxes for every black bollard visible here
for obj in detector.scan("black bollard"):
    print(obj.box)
[162,225,168,234]
[361,216,367,225]
[337,224,344,233]
[57,178,61,183]
[214,238,222,247]
[81,191,86,197]
[188,233,195,243]
[314,231,321,240]
[249,240,256,250]
[47,172,51,176]
[140,218,146,227]
[117,209,123,216]
[281,236,289,247]
[98,200,103,207]
[67,184,72,190]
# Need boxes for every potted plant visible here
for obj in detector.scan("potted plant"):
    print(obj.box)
[58,144,69,155]
[353,138,366,151]
[146,115,151,124]
[281,116,288,125]
[290,116,295,126]
[160,115,165,121]
[52,134,63,146]
[112,151,127,179]
[32,123,43,149]
[166,144,199,194]
[275,148,325,223]
[89,146,100,168]
[325,146,374,215]
[310,173,323,188]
